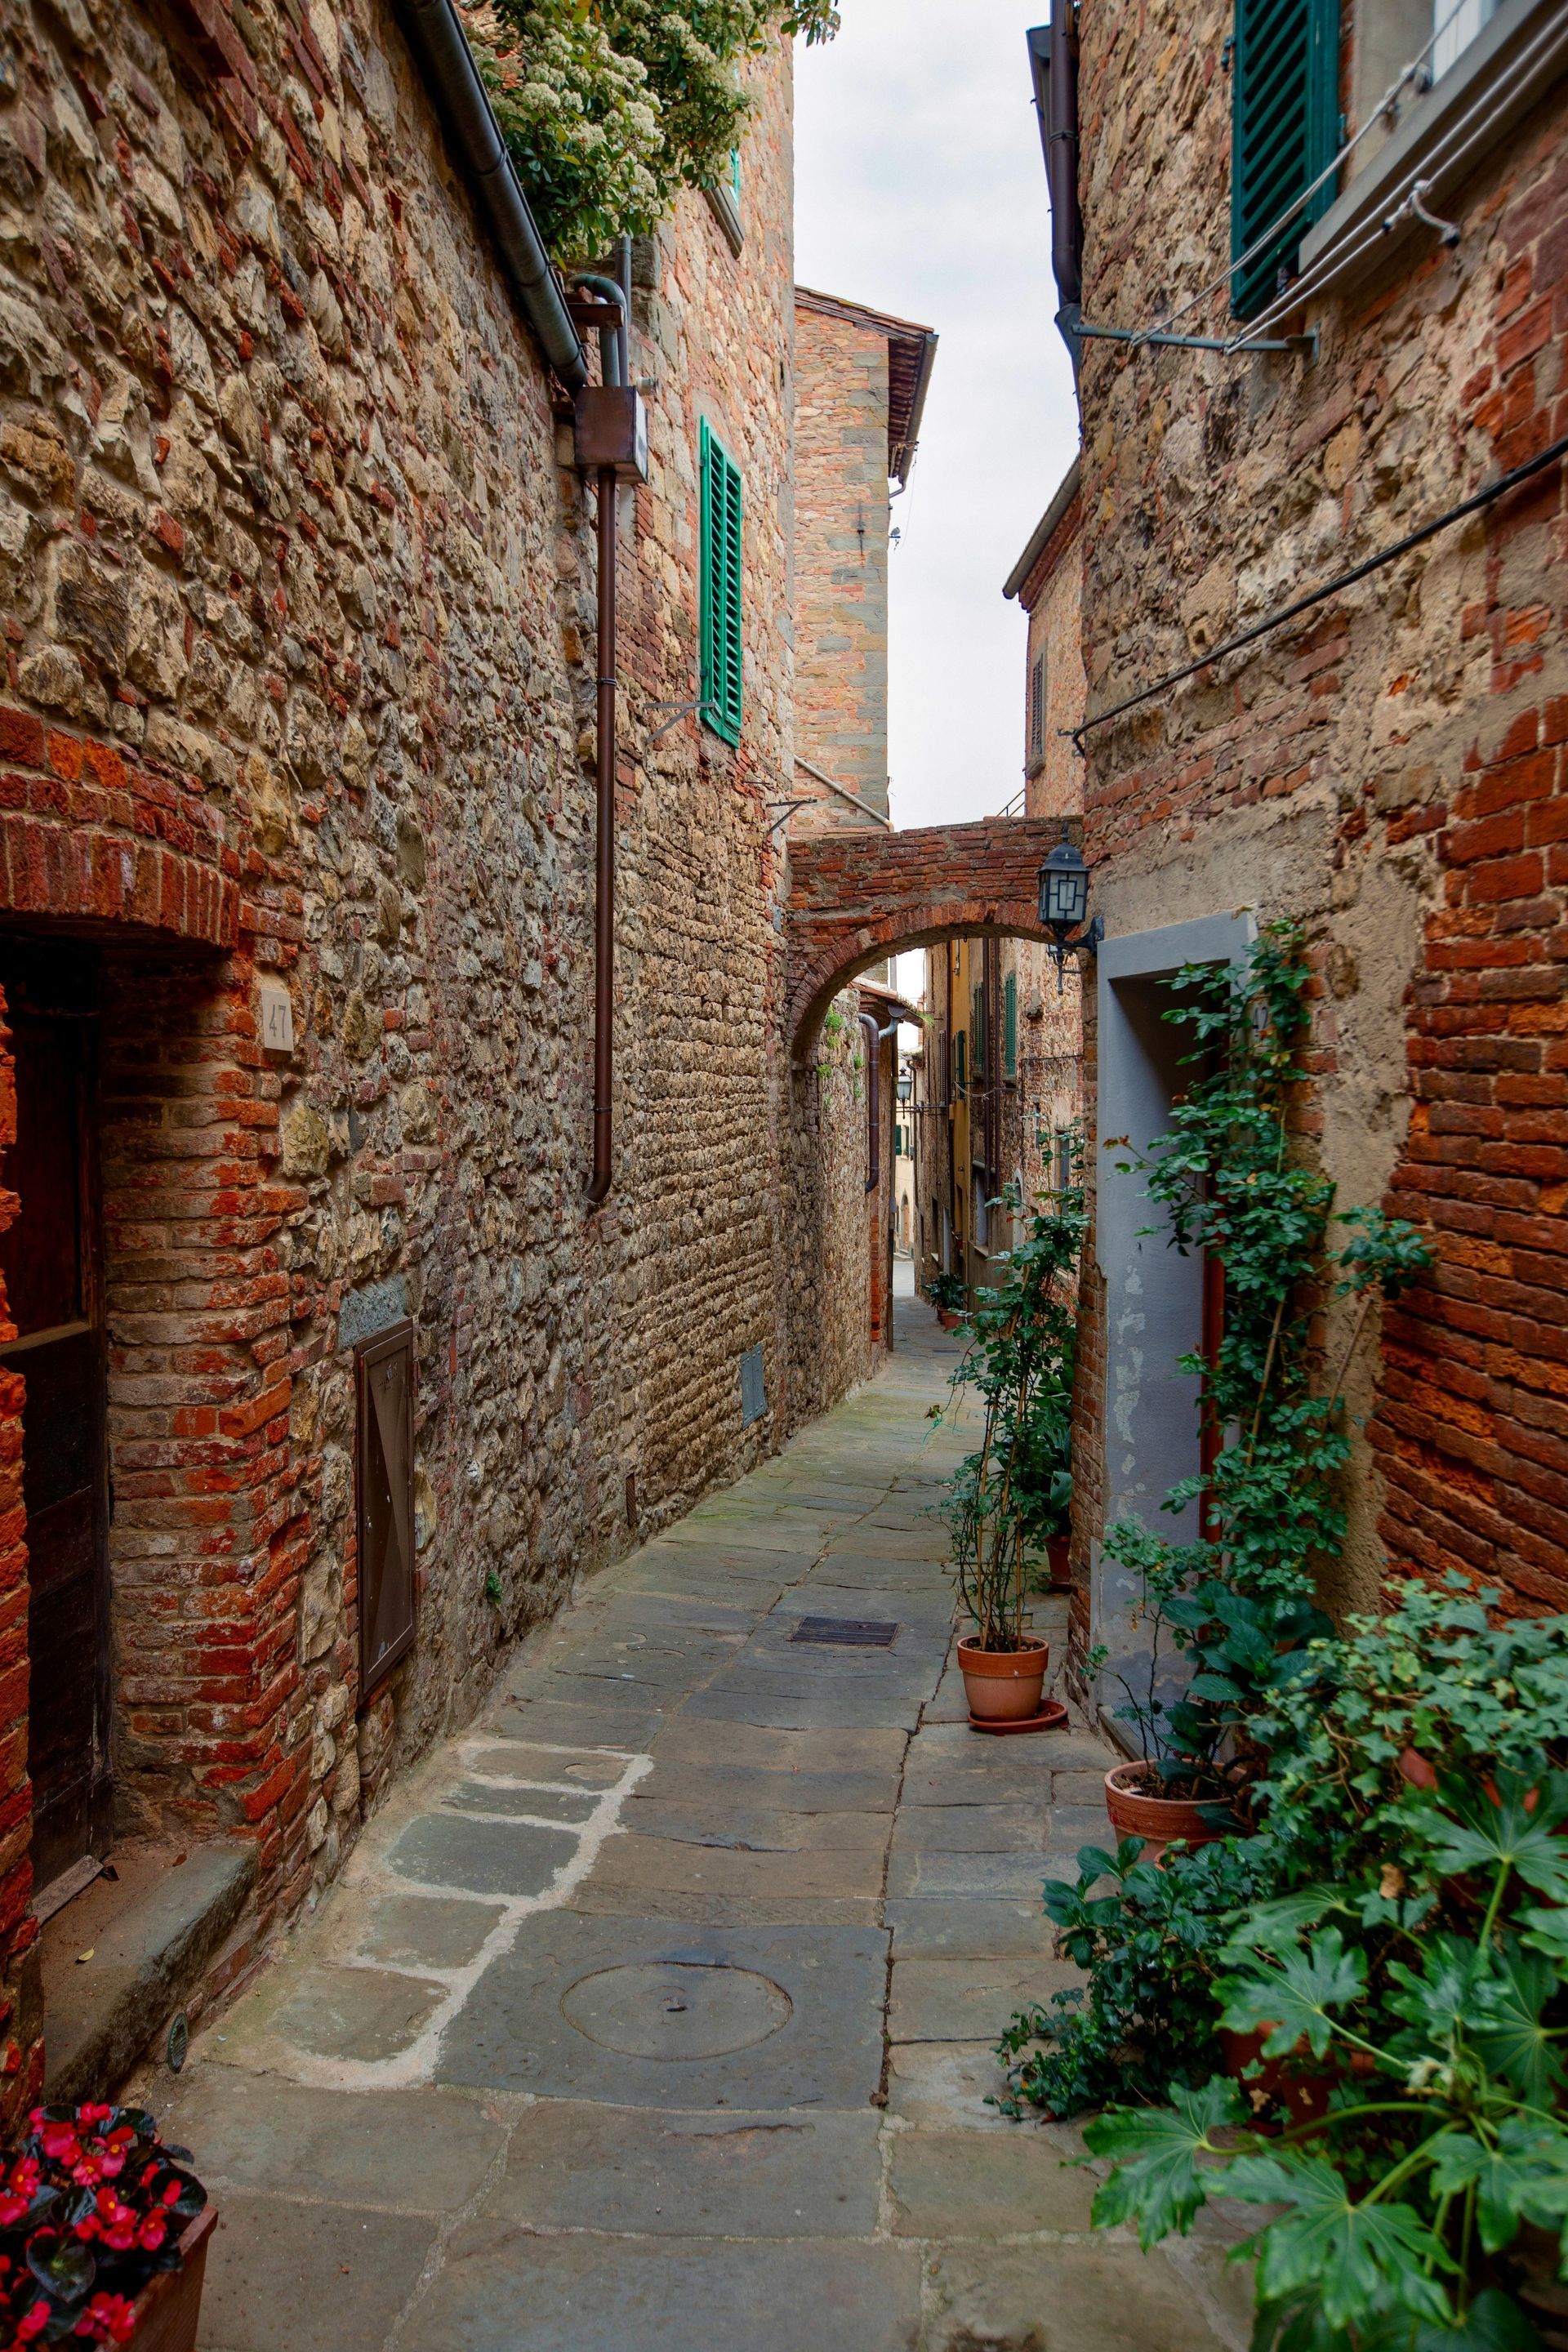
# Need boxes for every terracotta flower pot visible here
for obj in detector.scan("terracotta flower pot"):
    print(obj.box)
[1399,1746,1542,1812]
[936,1308,961,1330]
[1219,2026,1331,2129]
[1103,1761,1236,1864]
[957,1634,1049,1722]
[128,2207,216,2352]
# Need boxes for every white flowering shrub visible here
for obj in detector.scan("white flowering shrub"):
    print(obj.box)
[462,0,840,263]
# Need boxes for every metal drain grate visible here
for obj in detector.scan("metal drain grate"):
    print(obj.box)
[790,1616,899,1648]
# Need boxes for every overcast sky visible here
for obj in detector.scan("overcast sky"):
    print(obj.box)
[793,0,1080,837]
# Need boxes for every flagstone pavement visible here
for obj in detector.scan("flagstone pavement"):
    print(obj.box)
[158,1294,1248,2351]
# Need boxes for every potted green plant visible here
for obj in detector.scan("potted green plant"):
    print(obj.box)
[943,1175,1085,1728]
[1081,1763,1568,2349]
[928,1271,966,1330]
[1092,929,1429,1856]
[0,2103,212,2349]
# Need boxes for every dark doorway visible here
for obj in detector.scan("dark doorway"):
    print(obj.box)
[0,945,112,1891]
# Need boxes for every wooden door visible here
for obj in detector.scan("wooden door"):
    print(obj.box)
[0,960,112,1889]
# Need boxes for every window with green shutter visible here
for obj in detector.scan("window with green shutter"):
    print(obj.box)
[1004,972,1018,1078]
[699,420,743,745]
[971,986,987,1083]
[1229,0,1339,320]
[954,1031,966,1098]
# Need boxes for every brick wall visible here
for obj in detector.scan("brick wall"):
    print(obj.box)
[792,300,892,825]
[1067,0,1568,1627]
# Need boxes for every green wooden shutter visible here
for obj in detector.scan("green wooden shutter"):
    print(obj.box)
[971,986,986,1082]
[699,420,743,745]
[954,1031,966,1097]
[1004,972,1018,1077]
[1229,0,1339,320]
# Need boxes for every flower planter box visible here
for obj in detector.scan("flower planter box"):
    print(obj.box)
[126,2208,216,2352]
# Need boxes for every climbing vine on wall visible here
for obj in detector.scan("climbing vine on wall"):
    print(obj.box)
[463,0,841,263]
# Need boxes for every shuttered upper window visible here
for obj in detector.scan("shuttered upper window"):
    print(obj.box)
[699,419,743,745]
[1004,972,1018,1078]
[1229,0,1339,319]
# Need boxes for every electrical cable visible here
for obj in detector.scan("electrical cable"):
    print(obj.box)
[1068,431,1568,748]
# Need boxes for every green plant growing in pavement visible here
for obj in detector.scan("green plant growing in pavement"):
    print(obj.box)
[466,0,840,264]
[1082,1762,1568,2351]
[995,1833,1267,2118]
[1095,924,1432,1798]
[941,1151,1086,1651]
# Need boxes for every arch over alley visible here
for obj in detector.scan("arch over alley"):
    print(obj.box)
[784,815,1068,1051]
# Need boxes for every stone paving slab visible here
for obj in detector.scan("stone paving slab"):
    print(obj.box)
[397,2230,924,2352]
[199,2190,439,2352]
[884,1898,1062,1958]
[677,1683,933,1731]
[889,2127,1099,2235]
[438,1913,888,2107]
[161,2074,503,2211]
[926,2240,1226,2352]
[167,1298,1230,2352]
[622,1797,893,1850]
[576,1829,887,1905]
[889,1802,1046,1852]
[887,1850,1069,1900]
[481,2100,884,2236]
[648,1717,909,1772]
[889,1956,1085,2042]
[633,1757,902,1812]
[885,2039,1015,2130]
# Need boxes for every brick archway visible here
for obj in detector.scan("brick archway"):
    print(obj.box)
[0,710,238,947]
[785,816,1067,1051]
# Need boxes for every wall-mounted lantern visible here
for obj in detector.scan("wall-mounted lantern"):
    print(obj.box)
[896,1068,913,1103]
[1037,836,1103,993]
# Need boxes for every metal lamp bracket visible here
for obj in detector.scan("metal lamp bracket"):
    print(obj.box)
[1047,914,1103,994]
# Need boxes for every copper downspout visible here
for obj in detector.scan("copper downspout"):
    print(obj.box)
[588,458,616,1206]
[573,251,630,1208]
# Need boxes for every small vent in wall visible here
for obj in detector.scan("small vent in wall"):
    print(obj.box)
[739,1344,767,1427]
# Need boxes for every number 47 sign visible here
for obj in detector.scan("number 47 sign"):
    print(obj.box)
[258,978,296,1054]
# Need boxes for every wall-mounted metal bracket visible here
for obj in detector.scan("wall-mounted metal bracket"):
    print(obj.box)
[1073,322,1316,359]
[1047,914,1103,995]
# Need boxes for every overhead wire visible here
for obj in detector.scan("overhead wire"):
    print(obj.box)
[1067,432,1568,747]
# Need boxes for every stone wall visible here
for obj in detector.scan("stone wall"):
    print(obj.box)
[1068,0,1568,1623]
[0,0,840,2054]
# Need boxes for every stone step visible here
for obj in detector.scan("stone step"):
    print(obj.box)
[42,1838,256,2101]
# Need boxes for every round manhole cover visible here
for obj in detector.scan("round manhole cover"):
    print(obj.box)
[560,1962,792,2058]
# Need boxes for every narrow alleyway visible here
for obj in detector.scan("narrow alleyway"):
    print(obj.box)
[159,1300,1235,2352]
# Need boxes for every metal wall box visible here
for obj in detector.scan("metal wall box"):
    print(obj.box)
[574,385,648,482]
[739,1343,767,1427]
[356,1318,416,1700]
